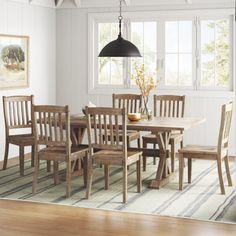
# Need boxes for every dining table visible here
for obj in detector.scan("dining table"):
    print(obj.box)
[70,114,206,189]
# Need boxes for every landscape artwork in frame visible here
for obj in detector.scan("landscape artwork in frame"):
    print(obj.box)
[0,35,29,89]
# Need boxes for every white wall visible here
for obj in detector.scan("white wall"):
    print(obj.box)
[56,6,235,155]
[0,0,56,159]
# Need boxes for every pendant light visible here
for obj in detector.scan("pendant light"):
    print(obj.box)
[98,0,142,57]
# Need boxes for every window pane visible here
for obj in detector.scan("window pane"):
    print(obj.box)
[144,54,157,74]
[165,20,193,87]
[200,19,230,88]
[131,21,157,85]
[215,19,230,87]
[111,58,123,85]
[130,57,143,85]
[131,22,143,53]
[98,23,111,51]
[165,54,178,86]
[98,23,124,85]
[144,22,156,54]
[179,21,192,53]
[98,58,110,84]
[179,54,192,86]
[201,54,215,87]
[201,20,215,53]
[165,21,178,53]
[111,23,120,39]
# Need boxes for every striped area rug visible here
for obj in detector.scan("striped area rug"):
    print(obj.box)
[0,159,236,223]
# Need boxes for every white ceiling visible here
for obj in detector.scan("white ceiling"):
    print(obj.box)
[56,0,235,8]
[12,0,236,8]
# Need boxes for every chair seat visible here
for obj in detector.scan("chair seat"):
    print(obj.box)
[38,144,88,161]
[179,145,218,155]
[91,150,142,166]
[8,134,35,146]
[142,132,183,144]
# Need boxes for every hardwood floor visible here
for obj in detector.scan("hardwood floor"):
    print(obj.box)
[0,199,235,236]
[0,154,235,235]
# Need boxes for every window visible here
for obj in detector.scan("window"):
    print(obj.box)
[131,22,157,85]
[98,23,124,85]
[89,11,234,93]
[165,21,193,87]
[200,18,230,89]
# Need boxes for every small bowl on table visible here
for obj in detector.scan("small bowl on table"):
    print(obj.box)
[127,113,141,122]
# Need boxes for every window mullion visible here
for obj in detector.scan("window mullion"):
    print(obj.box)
[125,18,130,88]
[157,20,165,87]
[195,17,200,90]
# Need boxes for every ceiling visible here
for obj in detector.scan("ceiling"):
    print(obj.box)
[25,0,235,9]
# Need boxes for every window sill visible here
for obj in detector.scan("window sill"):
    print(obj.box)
[88,87,235,98]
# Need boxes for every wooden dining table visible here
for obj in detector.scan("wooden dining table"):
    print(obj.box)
[70,114,205,189]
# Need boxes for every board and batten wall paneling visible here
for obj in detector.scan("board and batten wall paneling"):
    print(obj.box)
[56,8,235,156]
[0,0,56,160]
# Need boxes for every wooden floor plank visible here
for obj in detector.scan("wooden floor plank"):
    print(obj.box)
[0,199,235,236]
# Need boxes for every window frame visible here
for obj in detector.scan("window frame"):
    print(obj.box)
[197,15,234,91]
[88,9,235,95]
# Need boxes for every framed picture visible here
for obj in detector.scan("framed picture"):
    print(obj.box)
[0,34,29,89]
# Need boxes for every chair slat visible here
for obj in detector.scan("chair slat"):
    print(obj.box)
[109,115,114,145]
[113,94,142,114]
[53,112,58,142]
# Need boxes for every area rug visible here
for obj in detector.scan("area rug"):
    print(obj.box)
[0,159,235,223]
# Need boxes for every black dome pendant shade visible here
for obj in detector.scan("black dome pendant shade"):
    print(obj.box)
[98,0,141,58]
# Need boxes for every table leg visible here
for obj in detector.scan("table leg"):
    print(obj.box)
[70,127,86,177]
[149,132,175,189]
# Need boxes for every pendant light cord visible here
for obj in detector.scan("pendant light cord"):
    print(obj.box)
[118,0,123,38]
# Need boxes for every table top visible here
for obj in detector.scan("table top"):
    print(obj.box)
[70,114,206,132]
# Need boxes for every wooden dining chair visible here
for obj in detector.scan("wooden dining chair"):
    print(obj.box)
[32,105,89,198]
[142,95,185,171]
[178,102,233,194]
[112,94,142,148]
[2,95,35,175]
[86,107,142,203]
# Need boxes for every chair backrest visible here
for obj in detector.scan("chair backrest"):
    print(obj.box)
[154,95,185,118]
[86,107,127,156]
[112,94,142,114]
[217,102,233,155]
[3,95,34,136]
[32,105,70,151]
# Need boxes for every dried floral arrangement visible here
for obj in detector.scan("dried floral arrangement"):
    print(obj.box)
[131,64,159,115]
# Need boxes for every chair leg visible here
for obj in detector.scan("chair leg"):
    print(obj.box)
[179,153,184,190]
[136,156,142,193]
[224,155,233,186]
[66,160,71,198]
[153,144,157,165]
[31,145,35,167]
[143,140,147,171]
[123,164,128,203]
[217,159,225,194]
[86,159,93,199]
[170,140,175,172]
[32,153,39,194]
[104,164,109,190]
[188,158,192,183]
[127,139,130,171]
[53,161,59,185]
[3,141,9,170]
[83,154,88,188]
[137,137,141,148]
[47,160,51,172]
[19,146,24,176]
